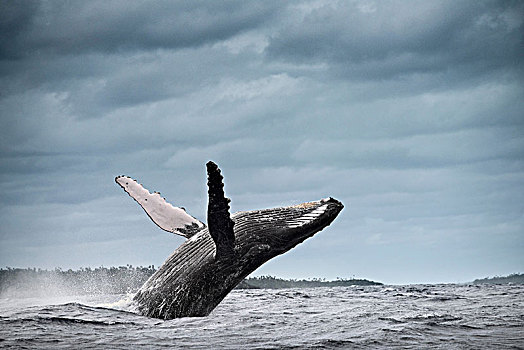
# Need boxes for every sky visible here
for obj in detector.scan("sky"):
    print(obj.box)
[0,0,523,285]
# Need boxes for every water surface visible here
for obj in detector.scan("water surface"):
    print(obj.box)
[1,284,522,349]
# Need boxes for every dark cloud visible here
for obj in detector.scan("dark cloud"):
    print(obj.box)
[0,0,38,58]
[267,1,523,83]
[1,0,281,59]
[0,0,282,111]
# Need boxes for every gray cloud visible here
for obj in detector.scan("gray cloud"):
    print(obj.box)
[0,1,281,112]
[1,0,282,58]
[267,1,523,84]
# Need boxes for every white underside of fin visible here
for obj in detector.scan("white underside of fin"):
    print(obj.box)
[115,176,205,238]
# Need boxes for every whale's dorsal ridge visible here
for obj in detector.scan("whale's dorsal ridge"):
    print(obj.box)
[115,175,206,238]
[206,161,235,258]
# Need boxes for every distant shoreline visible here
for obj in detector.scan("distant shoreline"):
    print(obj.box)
[236,275,382,289]
[1,267,522,298]
[471,273,524,285]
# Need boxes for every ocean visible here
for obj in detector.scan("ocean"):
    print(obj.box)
[1,284,522,349]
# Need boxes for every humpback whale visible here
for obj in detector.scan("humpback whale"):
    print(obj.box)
[116,161,343,319]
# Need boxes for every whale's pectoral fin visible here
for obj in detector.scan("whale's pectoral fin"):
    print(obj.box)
[115,176,206,238]
[206,161,235,258]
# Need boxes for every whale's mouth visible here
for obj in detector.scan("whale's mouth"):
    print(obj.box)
[284,197,344,248]
[231,197,344,255]
[288,198,343,228]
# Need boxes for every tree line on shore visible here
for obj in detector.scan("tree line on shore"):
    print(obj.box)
[237,275,382,289]
[472,273,524,285]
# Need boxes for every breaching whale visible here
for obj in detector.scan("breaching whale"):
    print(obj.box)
[116,161,343,319]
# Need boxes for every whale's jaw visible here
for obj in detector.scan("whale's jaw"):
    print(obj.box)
[231,197,343,262]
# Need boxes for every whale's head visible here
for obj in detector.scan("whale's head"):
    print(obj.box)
[231,197,344,270]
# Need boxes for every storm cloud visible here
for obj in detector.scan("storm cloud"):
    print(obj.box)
[0,0,522,284]
[267,1,523,83]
